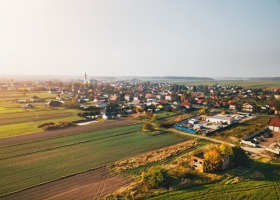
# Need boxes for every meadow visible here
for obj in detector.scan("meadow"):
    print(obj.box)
[0,123,190,196]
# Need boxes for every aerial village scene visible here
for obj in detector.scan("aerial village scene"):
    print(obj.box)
[0,73,280,199]
[0,0,280,200]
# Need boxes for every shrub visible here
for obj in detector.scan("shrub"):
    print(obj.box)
[143,122,154,131]
[141,166,170,189]
[158,121,174,128]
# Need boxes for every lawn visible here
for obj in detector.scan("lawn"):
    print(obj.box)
[0,124,190,196]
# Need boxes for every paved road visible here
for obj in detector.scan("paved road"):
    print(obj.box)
[0,119,138,146]
[170,128,268,157]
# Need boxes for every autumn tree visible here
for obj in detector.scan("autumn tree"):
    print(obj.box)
[228,100,236,105]
[199,108,208,114]
[219,143,233,156]
[174,115,184,123]
[203,147,222,173]
[180,93,187,102]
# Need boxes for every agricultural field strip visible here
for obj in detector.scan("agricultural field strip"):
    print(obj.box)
[0,109,72,119]
[0,127,138,160]
[273,181,280,199]
[150,181,276,200]
[0,119,139,145]
[1,124,189,195]
[1,167,130,200]
[0,113,73,126]
[190,184,275,200]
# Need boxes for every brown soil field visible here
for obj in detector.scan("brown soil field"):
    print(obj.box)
[1,167,130,200]
[0,119,138,146]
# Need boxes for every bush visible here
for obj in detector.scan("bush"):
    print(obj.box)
[38,122,55,128]
[158,121,174,128]
[40,121,76,131]
[141,166,170,189]
[143,122,154,131]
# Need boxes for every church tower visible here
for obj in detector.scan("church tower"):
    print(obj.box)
[84,72,88,84]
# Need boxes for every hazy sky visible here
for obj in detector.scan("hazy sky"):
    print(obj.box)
[0,0,279,77]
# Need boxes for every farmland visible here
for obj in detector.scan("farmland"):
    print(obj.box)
[145,79,280,89]
[0,90,83,138]
[0,123,190,196]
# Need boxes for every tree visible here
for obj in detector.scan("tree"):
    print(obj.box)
[180,93,187,102]
[199,108,208,114]
[203,148,222,173]
[174,115,184,123]
[232,146,249,167]
[219,143,233,156]
[141,166,170,189]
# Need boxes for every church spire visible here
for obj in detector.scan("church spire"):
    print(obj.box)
[84,72,88,84]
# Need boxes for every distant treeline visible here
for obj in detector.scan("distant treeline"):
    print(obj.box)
[138,76,214,80]
[249,77,280,81]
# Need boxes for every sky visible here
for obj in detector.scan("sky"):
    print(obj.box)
[0,0,279,77]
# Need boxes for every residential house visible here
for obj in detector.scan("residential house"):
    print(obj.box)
[180,102,192,109]
[268,118,280,132]
[165,93,178,102]
[109,95,120,104]
[124,94,133,102]
[242,102,256,113]
[229,104,236,111]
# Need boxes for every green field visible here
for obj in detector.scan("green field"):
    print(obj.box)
[0,91,83,138]
[149,161,280,200]
[149,181,280,200]
[0,124,190,196]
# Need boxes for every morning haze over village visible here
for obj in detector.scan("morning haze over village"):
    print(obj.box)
[0,1,280,200]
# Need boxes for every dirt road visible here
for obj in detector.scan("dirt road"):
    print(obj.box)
[1,167,130,200]
[0,119,138,146]
[171,128,268,157]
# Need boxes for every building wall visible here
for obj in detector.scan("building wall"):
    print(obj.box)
[269,126,280,132]
[206,118,231,125]
[191,156,204,173]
